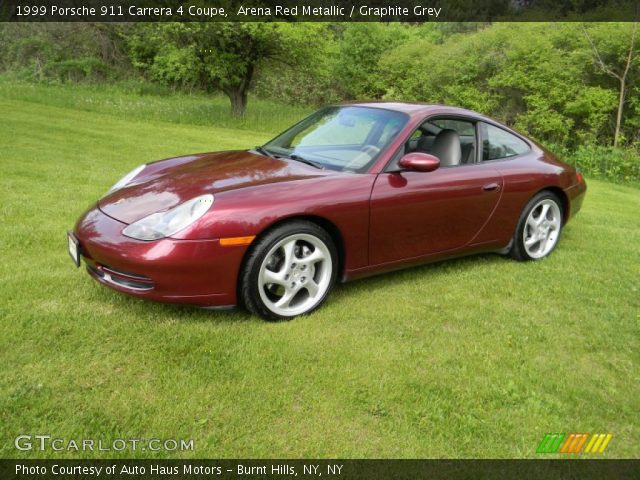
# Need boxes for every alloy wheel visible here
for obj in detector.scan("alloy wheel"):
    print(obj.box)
[523,199,562,259]
[257,233,333,317]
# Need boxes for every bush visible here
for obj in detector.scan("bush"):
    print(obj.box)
[47,57,115,83]
[0,23,129,83]
[565,145,640,184]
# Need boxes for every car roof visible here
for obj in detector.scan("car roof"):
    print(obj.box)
[340,101,492,121]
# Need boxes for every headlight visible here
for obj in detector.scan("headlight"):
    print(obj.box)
[106,164,146,194]
[122,194,214,241]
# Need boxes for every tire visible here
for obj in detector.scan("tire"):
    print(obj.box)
[510,191,563,261]
[239,221,338,321]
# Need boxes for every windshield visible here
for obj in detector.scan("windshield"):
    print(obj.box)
[262,106,409,172]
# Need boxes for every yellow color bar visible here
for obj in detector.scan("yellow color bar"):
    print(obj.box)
[590,434,606,453]
[598,434,613,453]
[219,236,256,246]
[584,434,598,453]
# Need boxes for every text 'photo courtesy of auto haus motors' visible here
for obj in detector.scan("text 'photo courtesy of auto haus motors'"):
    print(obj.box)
[68,102,586,320]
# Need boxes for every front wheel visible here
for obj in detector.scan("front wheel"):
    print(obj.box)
[239,221,337,321]
[510,192,563,261]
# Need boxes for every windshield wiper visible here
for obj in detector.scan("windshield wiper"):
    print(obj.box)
[254,146,274,158]
[287,154,325,170]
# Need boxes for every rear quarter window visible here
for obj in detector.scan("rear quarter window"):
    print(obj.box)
[481,123,529,160]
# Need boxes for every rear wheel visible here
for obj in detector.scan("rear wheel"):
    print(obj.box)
[240,221,337,321]
[510,192,563,261]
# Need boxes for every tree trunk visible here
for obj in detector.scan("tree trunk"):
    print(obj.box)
[614,78,625,148]
[582,22,637,147]
[227,88,248,117]
[226,63,254,117]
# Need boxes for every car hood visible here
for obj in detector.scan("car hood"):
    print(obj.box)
[99,150,331,224]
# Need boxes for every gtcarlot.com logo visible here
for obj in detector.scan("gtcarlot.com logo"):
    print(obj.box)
[537,433,613,454]
[15,435,194,452]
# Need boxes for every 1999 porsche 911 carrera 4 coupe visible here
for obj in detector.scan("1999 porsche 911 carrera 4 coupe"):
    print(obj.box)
[69,103,586,320]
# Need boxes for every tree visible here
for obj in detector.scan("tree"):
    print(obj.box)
[378,23,625,147]
[128,23,297,116]
[583,22,639,147]
[333,23,413,99]
[252,23,340,106]
[199,23,286,116]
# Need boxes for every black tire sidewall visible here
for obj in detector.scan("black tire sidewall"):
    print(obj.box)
[240,221,338,321]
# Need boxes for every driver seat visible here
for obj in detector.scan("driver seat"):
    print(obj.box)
[431,129,461,167]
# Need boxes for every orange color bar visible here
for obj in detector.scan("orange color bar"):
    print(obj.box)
[571,434,589,453]
[559,434,577,453]
[219,236,256,246]
[567,434,581,453]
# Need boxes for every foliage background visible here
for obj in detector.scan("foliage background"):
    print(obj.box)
[0,21,638,183]
[1,22,638,459]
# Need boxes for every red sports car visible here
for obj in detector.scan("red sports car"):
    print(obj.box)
[69,103,586,320]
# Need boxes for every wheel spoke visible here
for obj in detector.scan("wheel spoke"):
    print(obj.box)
[261,268,285,287]
[303,248,325,265]
[539,237,549,254]
[281,239,297,267]
[525,235,538,247]
[275,288,296,309]
[538,203,550,224]
[305,280,319,298]
[527,217,538,232]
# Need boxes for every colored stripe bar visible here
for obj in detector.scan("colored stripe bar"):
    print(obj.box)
[571,433,589,454]
[591,433,606,453]
[550,434,565,452]
[559,434,577,453]
[584,434,598,453]
[537,433,564,453]
[539,433,613,454]
[598,434,613,453]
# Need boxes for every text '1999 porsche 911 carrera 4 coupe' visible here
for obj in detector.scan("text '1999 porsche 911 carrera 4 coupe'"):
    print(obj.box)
[69,103,586,320]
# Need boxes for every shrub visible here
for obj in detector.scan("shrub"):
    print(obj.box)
[47,57,115,83]
[565,145,640,184]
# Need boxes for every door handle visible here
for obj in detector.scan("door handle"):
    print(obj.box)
[482,182,500,192]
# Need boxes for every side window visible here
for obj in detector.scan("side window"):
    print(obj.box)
[431,119,475,136]
[481,123,529,161]
[405,128,429,154]
[409,129,423,141]
[426,118,477,165]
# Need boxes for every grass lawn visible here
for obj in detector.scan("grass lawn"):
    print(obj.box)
[0,84,638,459]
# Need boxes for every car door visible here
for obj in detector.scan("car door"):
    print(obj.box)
[369,154,503,266]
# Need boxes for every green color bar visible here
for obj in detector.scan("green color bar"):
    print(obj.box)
[537,433,565,453]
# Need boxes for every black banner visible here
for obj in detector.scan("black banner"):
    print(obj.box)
[0,0,639,22]
[1,460,639,480]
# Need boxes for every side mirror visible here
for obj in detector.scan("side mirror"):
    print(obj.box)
[398,152,440,172]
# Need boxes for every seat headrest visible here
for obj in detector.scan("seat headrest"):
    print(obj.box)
[431,129,461,167]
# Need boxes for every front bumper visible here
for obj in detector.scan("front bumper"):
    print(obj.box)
[73,206,247,306]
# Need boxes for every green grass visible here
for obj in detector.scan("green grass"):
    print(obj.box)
[1,84,639,459]
[0,79,312,134]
